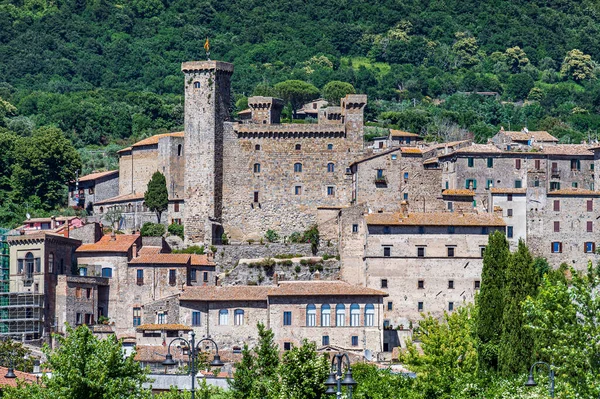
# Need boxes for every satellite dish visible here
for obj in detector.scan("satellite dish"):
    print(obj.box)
[26,213,31,220]
[364,349,372,361]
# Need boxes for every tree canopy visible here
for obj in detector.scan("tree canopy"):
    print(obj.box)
[144,171,169,223]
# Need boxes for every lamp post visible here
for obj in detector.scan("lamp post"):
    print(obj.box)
[324,352,357,398]
[162,331,224,399]
[525,361,555,398]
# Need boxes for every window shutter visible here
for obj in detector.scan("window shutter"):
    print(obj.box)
[559,242,563,253]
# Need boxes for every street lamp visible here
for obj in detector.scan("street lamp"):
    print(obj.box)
[162,331,224,399]
[525,361,555,398]
[324,352,357,398]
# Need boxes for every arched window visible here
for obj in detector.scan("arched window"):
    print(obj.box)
[336,304,345,327]
[327,163,335,173]
[350,304,360,326]
[327,144,333,150]
[321,304,331,327]
[234,309,244,325]
[255,144,261,151]
[364,304,375,327]
[99,206,104,214]
[48,253,54,274]
[295,144,301,151]
[25,252,34,277]
[219,309,229,325]
[101,267,113,278]
[177,144,183,157]
[193,81,201,89]
[253,163,261,173]
[306,304,316,327]
[294,163,303,173]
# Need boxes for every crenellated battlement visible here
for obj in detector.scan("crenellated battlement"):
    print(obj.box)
[233,122,346,138]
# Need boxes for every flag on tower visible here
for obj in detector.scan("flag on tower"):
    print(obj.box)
[204,38,210,53]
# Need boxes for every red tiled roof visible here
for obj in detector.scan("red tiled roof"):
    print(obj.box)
[269,281,388,297]
[7,232,80,244]
[138,246,162,255]
[390,130,421,137]
[501,130,558,142]
[94,193,145,205]
[191,255,213,266]
[541,144,593,156]
[136,323,192,332]
[491,188,527,194]
[24,216,78,223]
[547,189,600,196]
[442,189,475,196]
[129,253,192,265]
[77,170,119,183]
[134,345,189,363]
[400,147,422,154]
[131,132,184,148]
[0,366,37,387]
[76,234,140,253]
[455,144,503,154]
[180,286,270,302]
[365,212,506,227]
[117,147,132,154]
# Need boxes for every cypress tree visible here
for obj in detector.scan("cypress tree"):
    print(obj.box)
[476,230,510,371]
[499,239,537,375]
[144,171,168,223]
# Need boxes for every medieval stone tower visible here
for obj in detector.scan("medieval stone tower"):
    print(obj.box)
[182,60,234,243]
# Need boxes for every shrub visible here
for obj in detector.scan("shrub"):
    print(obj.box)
[247,239,255,244]
[140,222,166,237]
[288,231,303,243]
[167,223,184,239]
[274,253,304,259]
[294,265,301,273]
[209,245,217,253]
[322,254,333,260]
[173,245,204,255]
[221,233,229,245]
[247,280,258,286]
[277,260,293,266]
[302,225,320,255]
[265,229,279,243]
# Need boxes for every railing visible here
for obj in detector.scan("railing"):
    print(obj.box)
[551,168,560,177]
[136,277,144,286]
[374,176,388,184]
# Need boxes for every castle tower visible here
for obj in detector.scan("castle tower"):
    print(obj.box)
[341,94,367,146]
[182,60,234,243]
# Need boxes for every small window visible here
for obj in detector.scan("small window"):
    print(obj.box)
[474,280,481,290]
[418,280,424,289]
[376,169,384,179]
[534,178,540,187]
[283,311,292,326]
[515,159,521,170]
[507,194,513,202]
[133,307,141,327]
[177,144,183,157]
[174,202,180,212]
[507,226,514,238]
[554,221,560,232]
[295,144,301,151]
[352,224,358,233]
[322,336,330,345]
[448,280,454,289]
[404,172,409,180]
[584,242,596,253]
[587,200,593,212]
[466,179,477,189]
[417,302,424,312]
[468,157,474,167]
[101,267,112,278]
[203,271,209,282]
[351,336,359,346]
[190,268,197,282]
[535,159,541,170]
[284,342,292,351]
[447,247,455,257]
[487,158,493,168]
[192,311,202,326]
[294,186,302,195]
[507,209,513,217]
[136,269,144,285]
[571,159,581,171]
[383,226,390,234]
[387,301,393,311]
[486,179,493,189]
[255,144,261,151]
[76,287,82,299]
[327,163,335,173]
[551,242,562,253]
[391,154,397,160]
[253,163,261,173]
[48,253,54,274]
[219,309,229,325]
[383,247,391,257]
[327,186,335,196]
[448,302,454,312]
[169,269,176,286]
[234,309,245,326]
[480,247,486,257]
[514,180,522,189]
[417,247,425,257]
[572,182,578,188]
[553,200,560,212]
[587,221,593,232]
[294,163,302,172]
[253,191,259,203]
[448,226,455,234]
[403,193,409,200]
[327,144,333,150]
[88,188,94,195]
[383,320,390,329]
[381,279,388,288]
[193,81,201,89]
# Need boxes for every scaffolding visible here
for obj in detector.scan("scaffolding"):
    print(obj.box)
[0,292,44,340]
[0,228,9,293]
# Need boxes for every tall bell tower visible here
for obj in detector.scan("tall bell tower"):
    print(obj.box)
[181,60,234,243]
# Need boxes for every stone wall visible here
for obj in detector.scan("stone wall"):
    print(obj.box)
[69,222,102,244]
[55,276,109,335]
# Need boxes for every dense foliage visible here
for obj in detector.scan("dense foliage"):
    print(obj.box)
[144,171,169,223]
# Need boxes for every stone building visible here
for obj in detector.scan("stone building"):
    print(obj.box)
[68,170,119,212]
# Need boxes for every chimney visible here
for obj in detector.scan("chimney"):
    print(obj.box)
[50,216,56,230]
[132,243,138,258]
[400,200,409,218]
[487,183,493,213]
[273,273,279,285]
[215,276,221,286]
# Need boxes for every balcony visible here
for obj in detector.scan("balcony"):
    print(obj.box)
[551,168,560,178]
[22,274,34,286]
[374,176,388,187]
[136,278,144,286]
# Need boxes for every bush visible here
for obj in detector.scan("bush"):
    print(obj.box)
[221,233,229,245]
[265,229,279,243]
[277,260,293,266]
[322,254,333,260]
[294,265,301,273]
[288,232,303,243]
[167,223,184,239]
[173,245,204,255]
[140,222,165,237]
[274,253,304,259]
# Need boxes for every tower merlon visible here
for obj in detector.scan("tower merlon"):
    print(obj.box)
[341,94,367,109]
[181,61,234,74]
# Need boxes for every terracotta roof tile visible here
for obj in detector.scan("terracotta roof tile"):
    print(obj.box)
[129,253,193,265]
[502,130,558,142]
[138,246,162,255]
[349,148,401,167]
[390,130,421,137]
[76,234,140,253]
[541,144,593,156]
[547,189,600,196]
[134,345,189,363]
[94,193,145,205]
[237,108,251,115]
[400,147,422,154]
[365,212,506,227]
[77,170,119,183]
[180,286,271,302]
[8,232,80,244]
[136,323,192,332]
[0,366,37,387]
[269,281,388,297]
[442,189,475,196]
[455,144,503,154]
[131,132,184,148]
[117,147,132,154]
[423,157,439,165]
[191,254,213,266]
[491,188,527,194]
[24,216,78,223]
[429,140,471,149]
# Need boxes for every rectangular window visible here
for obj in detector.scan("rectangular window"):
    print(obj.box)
[448,226,455,234]
[480,247,486,257]
[79,267,87,276]
[418,280,424,289]
[17,260,23,274]
[283,311,292,326]
[387,301,393,311]
[383,226,391,234]
[587,221,593,233]
[76,287,82,299]
[588,200,593,212]
[554,221,560,233]
[192,311,202,326]
[507,226,514,238]
[327,186,335,196]
[507,194,513,202]
[486,179,493,189]
[322,336,330,346]
[219,310,229,325]
[351,336,359,347]
[550,182,561,191]
[554,200,560,212]
[514,180,522,189]
[190,268,197,282]
[133,307,141,327]
[294,186,302,195]
[76,313,82,325]
[381,279,388,289]
[534,179,540,187]
[571,159,581,171]
[391,154,397,160]
[466,179,477,189]
[352,224,358,233]
[283,342,291,351]
[445,181,449,190]
[448,201,453,211]
[551,242,562,253]
[535,159,541,170]
[585,242,596,253]
[447,247,455,257]
[448,280,454,289]
[169,269,176,286]
[448,302,454,312]
[157,312,166,324]
[35,258,41,273]
[376,169,384,178]
[515,159,521,169]
[467,157,474,167]
[86,288,92,299]
[474,280,481,290]
[85,314,93,326]
[487,158,493,168]
[136,269,144,285]
[174,202,180,212]
[507,209,513,217]
[203,271,209,282]
[383,247,391,257]
[417,247,425,257]
[418,302,424,312]
[404,172,409,180]
[253,191,259,203]
[403,193,409,200]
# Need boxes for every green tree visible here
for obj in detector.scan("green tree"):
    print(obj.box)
[504,46,530,73]
[505,73,535,101]
[322,81,355,105]
[560,49,595,81]
[476,231,510,371]
[140,222,166,237]
[144,171,169,223]
[452,32,480,68]
[277,339,329,399]
[3,324,150,399]
[0,339,35,372]
[351,363,416,399]
[499,239,537,375]
[228,344,256,398]
[274,80,320,119]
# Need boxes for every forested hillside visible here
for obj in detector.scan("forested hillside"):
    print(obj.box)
[2,0,600,225]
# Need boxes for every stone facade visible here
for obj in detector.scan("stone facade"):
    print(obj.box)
[68,170,119,212]
[55,275,109,335]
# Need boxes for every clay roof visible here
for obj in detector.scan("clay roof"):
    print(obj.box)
[269,281,388,297]
[180,286,270,302]
[501,130,558,142]
[429,140,471,149]
[134,345,189,363]
[131,132,184,148]
[390,130,421,137]
[349,148,401,167]
[547,189,600,196]
[423,157,439,165]
[7,232,80,244]
[0,366,37,387]
[191,255,213,266]
[77,170,119,183]
[129,253,193,265]
[76,234,140,253]
[400,147,422,154]
[24,216,78,223]
[237,108,251,115]
[136,323,192,332]
[454,144,503,154]
[117,147,132,154]
[365,212,506,227]
[490,188,527,194]
[540,144,593,156]
[442,189,475,196]
[139,246,162,255]
[94,193,145,205]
